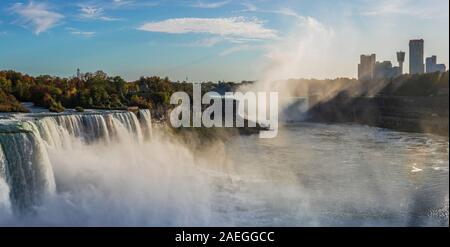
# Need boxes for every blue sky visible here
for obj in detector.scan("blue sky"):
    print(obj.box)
[0,0,448,82]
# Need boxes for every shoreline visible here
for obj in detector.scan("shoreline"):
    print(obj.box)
[307,95,449,137]
[2,91,449,138]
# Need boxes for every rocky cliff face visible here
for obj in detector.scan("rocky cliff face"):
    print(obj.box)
[307,95,449,136]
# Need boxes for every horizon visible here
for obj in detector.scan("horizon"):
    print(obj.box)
[0,0,449,82]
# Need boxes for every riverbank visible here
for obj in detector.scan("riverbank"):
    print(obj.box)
[307,95,449,136]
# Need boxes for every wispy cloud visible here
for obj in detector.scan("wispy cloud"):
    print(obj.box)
[238,2,301,18]
[219,44,255,56]
[111,0,134,7]
[190,0,231,9]
[10,2,64,34]
[359,0,449,19]
[137,17,277,40]
[66,27,96,37]
[187,37,224,47]
[109,0,159,9]
[186,35,267,48]
[79,5,120,21]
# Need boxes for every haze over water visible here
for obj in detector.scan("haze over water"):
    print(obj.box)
[1,111,448,226]
[219,123,449,226]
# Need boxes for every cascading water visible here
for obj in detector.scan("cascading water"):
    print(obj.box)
[139,109,153,140]
[0,147,12,216]
[0,111,154,216]
[33,111,146,149]
[0,122,56,213]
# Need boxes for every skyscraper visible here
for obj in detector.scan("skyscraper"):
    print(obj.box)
[426,56,437,73]
[409,39,424,74]
[358,54,376,80]
[426,55,447,73]
[374,61,401,79]
[396,51,405,75]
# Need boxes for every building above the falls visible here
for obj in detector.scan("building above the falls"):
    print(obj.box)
[426,55,447,73]
[374,61,402,79]
[409,39,425,74]
[358,54,376,81]
[358,54,402,81]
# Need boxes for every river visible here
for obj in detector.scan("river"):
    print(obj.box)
[0,111,448,226]
[217,123,449,226]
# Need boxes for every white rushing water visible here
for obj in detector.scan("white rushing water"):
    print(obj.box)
[0,148,12,218]
[0,111,161,222]
[0,122,55,214]
[0,110,448,226]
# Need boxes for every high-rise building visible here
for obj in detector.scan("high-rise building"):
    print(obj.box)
[374,61,401,79]
[426,55,447,73]
[358,54,376,80]
[426,56,437,73]
[409,39,424,74]
[396,51,405,75]
[374,61,391,79]
[434,64,447,73]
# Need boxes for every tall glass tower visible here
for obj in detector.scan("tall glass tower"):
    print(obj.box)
[409,39,424,74]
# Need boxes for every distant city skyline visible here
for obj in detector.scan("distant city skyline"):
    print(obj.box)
[358,38,446,80]
[0,0,449,82]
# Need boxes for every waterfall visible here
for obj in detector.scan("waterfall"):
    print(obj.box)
[0,110,153,214]
[0,147,12,214]
[111,112,144,144]
[32,111,148,149]
[139,109,153,140]
[0,124,56,213]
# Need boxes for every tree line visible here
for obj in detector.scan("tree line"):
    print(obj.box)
[0,69,447,115]
[0,70,240,114]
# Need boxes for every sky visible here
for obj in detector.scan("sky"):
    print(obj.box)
[0,0,448,82]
